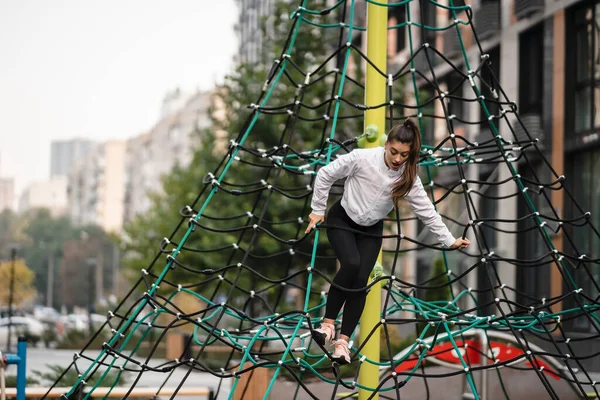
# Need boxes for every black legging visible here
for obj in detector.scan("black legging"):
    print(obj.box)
[324,200,383,337]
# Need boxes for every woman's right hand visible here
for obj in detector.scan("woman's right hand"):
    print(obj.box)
[305,213,325,234]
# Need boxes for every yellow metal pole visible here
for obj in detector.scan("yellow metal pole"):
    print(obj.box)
[358,1,387,399]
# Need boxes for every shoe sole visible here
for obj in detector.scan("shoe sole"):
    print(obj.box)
[311,330,327,347]
[331,355,351,365]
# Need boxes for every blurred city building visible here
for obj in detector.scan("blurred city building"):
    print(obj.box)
[236,0,275,64]
[19,176,68,216]
[0,177,14,212]
[123,90,212,222]
[355,0,600,369]
[50,139,94,178]
[68,140,126,233]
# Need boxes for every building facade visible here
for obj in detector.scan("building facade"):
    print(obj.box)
[68,140,126,233]
[19,176,68,216]
[123,90,212,222]
[369,0,600,369]
[50,139,94,178]
[0,178,14,212]
[236,0,275,64]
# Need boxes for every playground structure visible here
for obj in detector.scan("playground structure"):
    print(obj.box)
[0,337,27,400]
[8,1,598,399]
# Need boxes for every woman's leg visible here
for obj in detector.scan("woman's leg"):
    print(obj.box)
[339,224,383,338]
[323,204,361,324]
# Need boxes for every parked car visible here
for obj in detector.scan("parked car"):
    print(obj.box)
[0,316,45,348]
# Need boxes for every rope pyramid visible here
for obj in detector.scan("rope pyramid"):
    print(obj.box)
[49,1,600,399]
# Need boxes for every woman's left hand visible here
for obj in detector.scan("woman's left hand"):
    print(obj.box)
[450,238,470,249]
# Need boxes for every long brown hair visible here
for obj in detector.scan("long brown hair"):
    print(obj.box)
[388,118,422,205]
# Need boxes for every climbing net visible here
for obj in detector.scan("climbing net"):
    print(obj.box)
[51,1,600,399]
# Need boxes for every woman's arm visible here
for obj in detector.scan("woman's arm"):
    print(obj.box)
[405,175,457,247]
[310,150,360,216]
[305,151,360,233]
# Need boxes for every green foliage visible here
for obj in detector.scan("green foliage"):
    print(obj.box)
[379,326,415,361]
[4,374,40,387]
[423,257,452,304]
[41,327,58,347]
[120,0,366,313]
[0,207,113,309]
[55,328,97,350]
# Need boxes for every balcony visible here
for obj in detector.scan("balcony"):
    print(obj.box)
[443,27,462,59]
[475,0,501,41]
[513,113,544,149]
[514,0,544,20]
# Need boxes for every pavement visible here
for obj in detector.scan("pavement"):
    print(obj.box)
[267,366,582,400]
[2,348,591,399]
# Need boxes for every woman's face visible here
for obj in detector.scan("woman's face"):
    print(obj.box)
[384,140,411,170]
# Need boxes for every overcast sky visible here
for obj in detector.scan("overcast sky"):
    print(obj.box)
[0,1,238,197]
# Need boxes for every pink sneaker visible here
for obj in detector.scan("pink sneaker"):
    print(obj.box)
[312,322,335,347]
[331,339,351,364]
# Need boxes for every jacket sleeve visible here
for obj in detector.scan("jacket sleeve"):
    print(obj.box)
[310,151,360,216]
[405,175,456,247]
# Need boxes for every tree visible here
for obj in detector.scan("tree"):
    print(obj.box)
[11,208,114,310]
[0,258,36,307]
[0,210,28,256]
[121,0,365,307]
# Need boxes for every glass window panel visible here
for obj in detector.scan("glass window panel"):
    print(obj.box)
[592,151,600,263]
[576,27,592,83]
[581,152,592,255]
[575,6,589,24]
[576,87,592,132]
[596,5,600,66]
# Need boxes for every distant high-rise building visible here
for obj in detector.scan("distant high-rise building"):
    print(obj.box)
[68,141,126,233]
[236,0,274,64]
[50,139,94,178]
[123,90,212,222]
[0,178,14,212]
[19,177,68,216]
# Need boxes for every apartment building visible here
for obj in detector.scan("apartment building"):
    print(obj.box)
[68,140,126,233]
[19,176,68,216]
[236,0,275,64]
[50,139,94,178]
[358,0,600,368]
[0,178,14,212]
[123,90,212,221]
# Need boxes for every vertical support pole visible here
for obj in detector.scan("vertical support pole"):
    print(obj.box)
[7,248,16,352]
[551,9,565,315]
[478,329,488,400]
[95,251,104,304]
[1,351,6,400]
[16,338,27,400]
[47,254,54,308]
[358,2,387,399]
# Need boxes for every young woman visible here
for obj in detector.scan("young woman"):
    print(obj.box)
[305,118,470,364]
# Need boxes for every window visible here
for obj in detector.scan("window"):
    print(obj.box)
[565,149,600,267]
[566,3,600,134]
[519,24,544,115]
[444,69,466,124]
[448,0,467,19]
[516,162,552,307]
[563,148,600,331]
[421,0,437,45]
[390,4,406,53]
[479,47,501,124]
[478,169,498,250]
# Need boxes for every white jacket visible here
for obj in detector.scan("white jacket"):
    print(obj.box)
[311,147,456,247]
